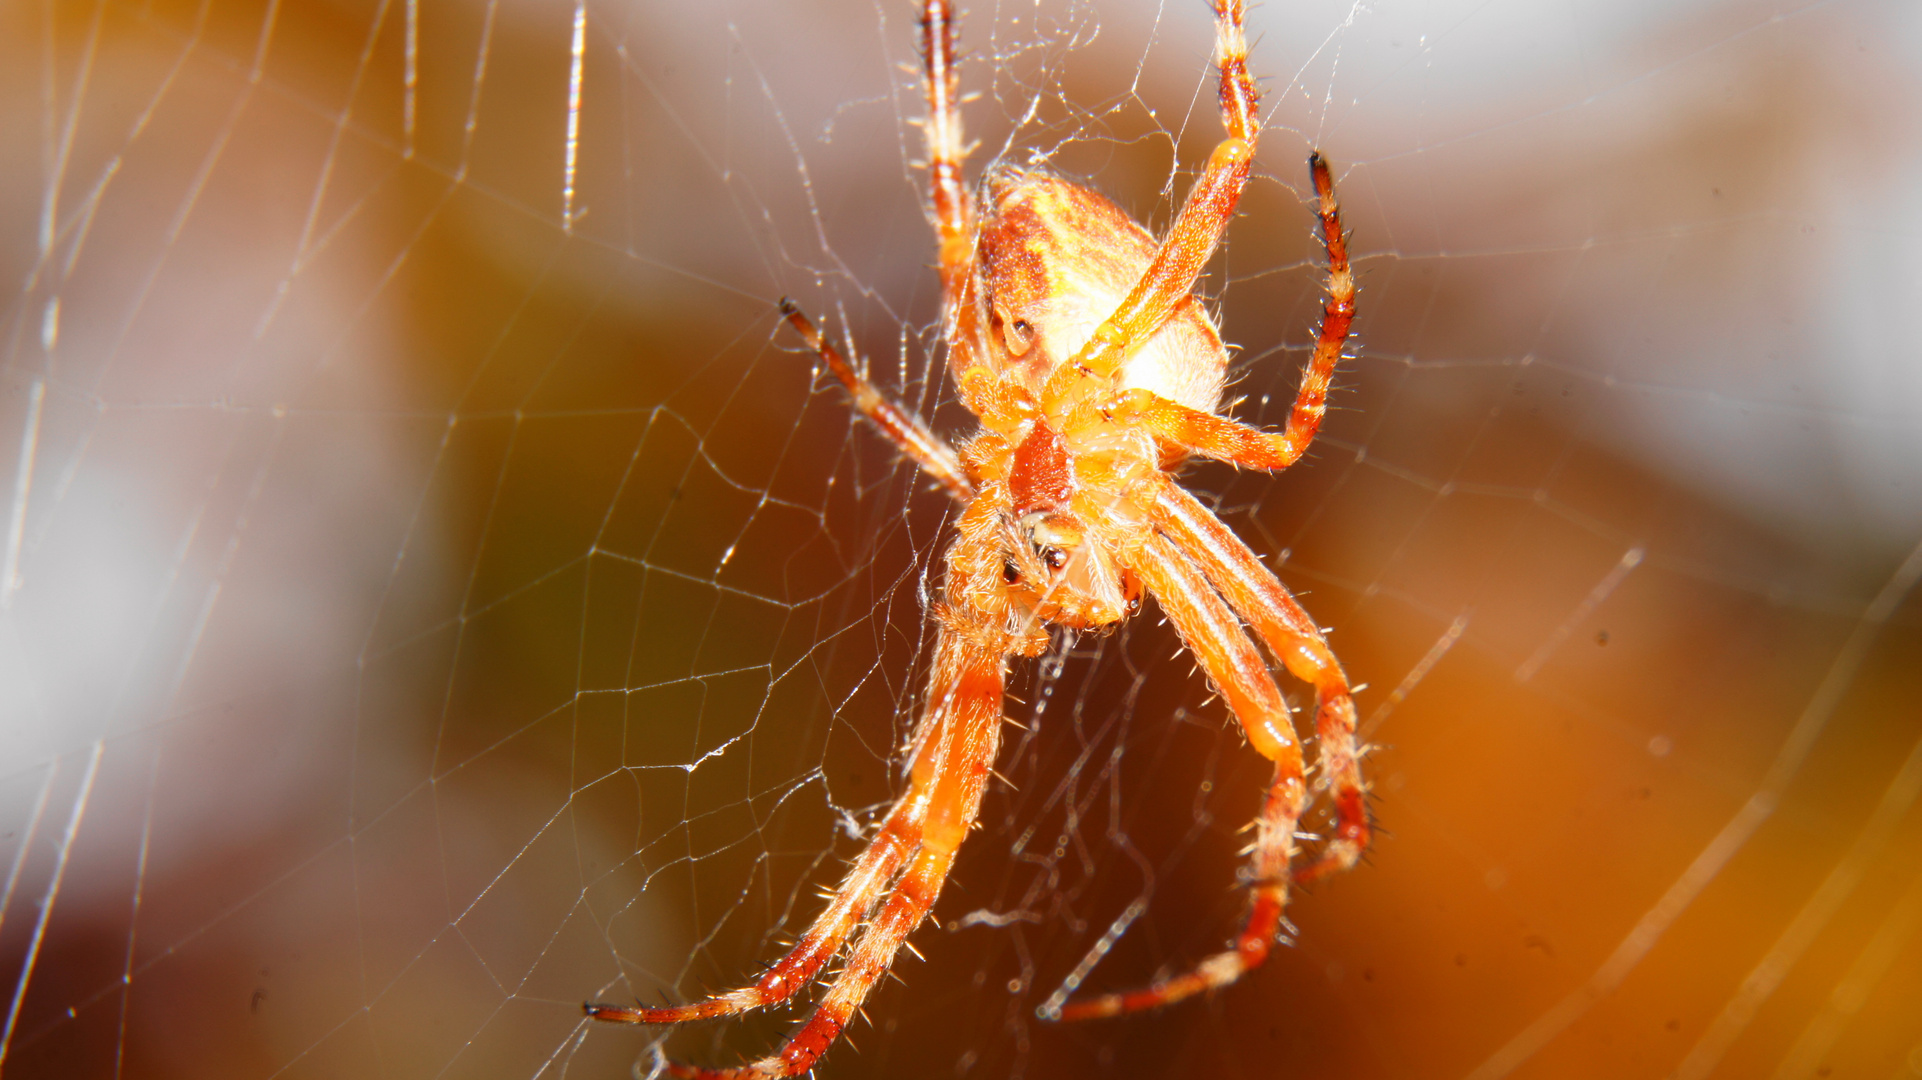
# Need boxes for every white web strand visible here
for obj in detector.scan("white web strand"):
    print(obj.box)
[403,0,420,160]
[110,751,159,1080]
[0,767,56,951]
[1362,609,1470,737]
[1,379,44,608]
[564,0,587,232]
[0,741,102,1068]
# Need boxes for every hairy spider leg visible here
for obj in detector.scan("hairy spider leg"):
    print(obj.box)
[735,632,1002,1080]
[1048,167,1365,1015]
[1090,153,1355,473]
[589,627,1007,1080]
[776,301,973,501]
[1155,483,1367,882]
[1041,0,1258,412]
[1052,531,1310,1020]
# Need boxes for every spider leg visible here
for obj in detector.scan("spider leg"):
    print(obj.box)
[593,628,1007,1079]
[1156,482,1366,882]
[769,0,981,503]
[1043,0,1258,408]
[1053,531,1307,1021]
[920,0,972,309]
[1292,151,1356,466]
[1096,155,1354,472]
[777,301,973,502]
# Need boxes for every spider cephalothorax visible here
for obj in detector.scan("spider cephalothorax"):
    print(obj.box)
[587,1,1365,1075]
[973,417,1142,636]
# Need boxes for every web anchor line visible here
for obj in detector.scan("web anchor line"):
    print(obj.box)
[1465,534,1922,1080]
[1672,722,1922,1079]
[1513,545,1644,683]
[1362,609,1470,738]
[0,741,105,1068]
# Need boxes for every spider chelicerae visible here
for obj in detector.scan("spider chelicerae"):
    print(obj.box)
[588,0,1365,1074]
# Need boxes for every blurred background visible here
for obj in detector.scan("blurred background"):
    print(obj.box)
[0,0,1919,1077]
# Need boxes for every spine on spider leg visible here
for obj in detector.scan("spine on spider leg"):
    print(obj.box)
[1275,154,1355,462]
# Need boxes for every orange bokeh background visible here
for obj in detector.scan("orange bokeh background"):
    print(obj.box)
[0,1,1917,1079]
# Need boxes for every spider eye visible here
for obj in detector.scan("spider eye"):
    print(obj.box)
[999,315,1036,357]
[1040,547,1068,573]
[1002,558,1022,584]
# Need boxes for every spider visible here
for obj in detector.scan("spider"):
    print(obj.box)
[587,0,1364,1074]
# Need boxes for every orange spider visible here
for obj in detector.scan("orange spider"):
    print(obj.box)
[586,0,1363,1074]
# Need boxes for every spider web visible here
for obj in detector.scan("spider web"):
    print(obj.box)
[1,0,1920,1077]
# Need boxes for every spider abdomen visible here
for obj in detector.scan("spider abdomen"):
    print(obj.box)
[973,168,1228,413]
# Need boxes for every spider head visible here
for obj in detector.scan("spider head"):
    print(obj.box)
[993,419,1135,630]
[998,509,1132,631]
